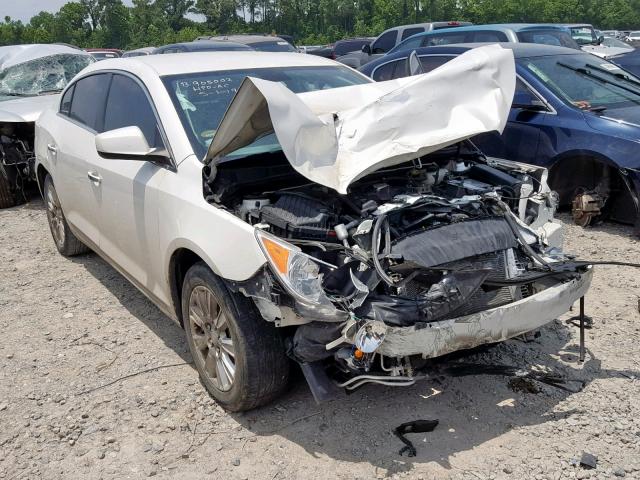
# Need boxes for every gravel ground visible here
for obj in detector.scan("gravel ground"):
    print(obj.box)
[1,199,639,480]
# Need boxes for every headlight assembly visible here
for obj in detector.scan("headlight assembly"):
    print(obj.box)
[255,229,341,317]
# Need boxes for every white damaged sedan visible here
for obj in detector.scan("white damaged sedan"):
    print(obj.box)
[35,46,592,411]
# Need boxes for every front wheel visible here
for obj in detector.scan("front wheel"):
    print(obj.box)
[182,263,289,411]
[44,175,89,256]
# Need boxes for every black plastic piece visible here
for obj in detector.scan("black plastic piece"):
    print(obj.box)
[468,163,521,188]
[256,193,336,241]
[392,217,517,268]
[299,362,343,403]
[394,419,439,457]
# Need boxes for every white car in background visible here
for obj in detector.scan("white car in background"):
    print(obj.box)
[583,35,634,58]
[0,44,93,208]
[34,48,591,411]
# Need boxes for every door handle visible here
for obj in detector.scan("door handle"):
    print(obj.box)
[87,172,102,184]
[47,144,57,154]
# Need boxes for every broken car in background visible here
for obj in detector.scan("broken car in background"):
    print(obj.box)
[0,44,93,208]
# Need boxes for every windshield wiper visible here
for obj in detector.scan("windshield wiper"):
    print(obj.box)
[586,63,640,88]
[557,61,640,100]
[0,92,33,97]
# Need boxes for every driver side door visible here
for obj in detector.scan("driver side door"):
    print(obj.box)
[92,73,171,296]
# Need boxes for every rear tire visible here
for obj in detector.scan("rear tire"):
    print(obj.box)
[182,262,289,411]
[44,175,89,256]
[0,163,24,209]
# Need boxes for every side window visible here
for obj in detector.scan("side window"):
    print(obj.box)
[401,27,424,41]
[371,30,398,54]
[69,74,111,131]
[399,36,423,51]
[472,31,509,42]
[372,59,409,81]
[59,84,74,116]
[423,32,467,46]
[103,74,163,149]
[512,78,543,106]
[418,55,455,73]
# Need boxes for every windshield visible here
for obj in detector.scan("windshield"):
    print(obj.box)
[251,41,297,52]
[0,54,93,97]
[516,30,579,49]
[520,53,640,110]
[602,37,633,49]
[570,26,597,45]
[163,66,370,159]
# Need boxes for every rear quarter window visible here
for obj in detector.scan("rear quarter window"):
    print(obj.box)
[471,31,509,42]
[401,27,425,41]
[422,32,467,46]
[372,59,409,81]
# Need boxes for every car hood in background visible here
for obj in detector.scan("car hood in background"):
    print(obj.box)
[582,45,634,59]
[206,44,516,194]
[0,44,89,70]
[0,95,59,122]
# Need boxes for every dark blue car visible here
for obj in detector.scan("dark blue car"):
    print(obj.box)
[360,43,640,230]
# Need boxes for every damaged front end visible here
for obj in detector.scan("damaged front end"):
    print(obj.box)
[211,142,591,400]
[204,46,592,399]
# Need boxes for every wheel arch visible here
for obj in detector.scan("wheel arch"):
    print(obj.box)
[36,163,49,198]
[168,247,205,326]
[547,151,640,225]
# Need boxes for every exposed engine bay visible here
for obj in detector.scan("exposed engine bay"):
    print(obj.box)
[204,141,591,399]
[0,122,35,205]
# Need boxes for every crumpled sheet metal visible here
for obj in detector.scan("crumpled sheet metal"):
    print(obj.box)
[207,44,516,193]
[377,268,593,358]
[0,44,89,70]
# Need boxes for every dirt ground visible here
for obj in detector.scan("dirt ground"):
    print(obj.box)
[1,198,639,480]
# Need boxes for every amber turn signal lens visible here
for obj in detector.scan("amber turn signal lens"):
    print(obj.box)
[261,237,290,275]
[354,349,364,360]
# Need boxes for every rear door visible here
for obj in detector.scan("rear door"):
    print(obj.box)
[52,73,111,247]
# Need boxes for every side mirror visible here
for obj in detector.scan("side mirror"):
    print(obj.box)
[408,50,424,76]
[362,44,371,55]
[95,126,170,164]
[512,91,548,111]
[597,35,605,45]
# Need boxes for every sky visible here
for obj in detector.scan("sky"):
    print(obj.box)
[4,0,135,23]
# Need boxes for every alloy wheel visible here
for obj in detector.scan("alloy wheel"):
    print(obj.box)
[46,183,65,248]
[188,285,236,391]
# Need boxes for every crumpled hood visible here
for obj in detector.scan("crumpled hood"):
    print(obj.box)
[206,44,516,194]
[0,94,59,123]
[0,44,88,70]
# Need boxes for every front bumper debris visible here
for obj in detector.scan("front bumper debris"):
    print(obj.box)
[377,268,593,358]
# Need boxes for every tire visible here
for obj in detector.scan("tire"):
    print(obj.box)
[182,262,289,411]
[0,163,23,209]
[43,175,90,256]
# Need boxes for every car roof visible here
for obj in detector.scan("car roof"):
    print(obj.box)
[156,41,251,52]
[557,24,594,28]
[378,22,472,35]
[400,23,570,36]
[203,34,289,45]
[82,51,343,77]
[362,42,583,73]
